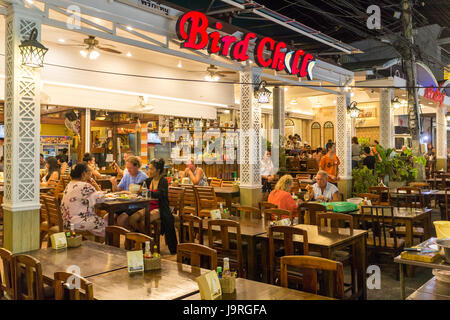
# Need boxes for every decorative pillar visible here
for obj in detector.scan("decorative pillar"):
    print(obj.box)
[2,4,43,253]
[379,89,394,149]
[84,107,90,153]
[436,105,447,171]
[239,67,262,207]
[335,94,352,199]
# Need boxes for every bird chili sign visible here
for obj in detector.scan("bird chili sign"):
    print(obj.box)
[176,11,316,80]
[424,86,445,107]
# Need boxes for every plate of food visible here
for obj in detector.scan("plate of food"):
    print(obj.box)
[105,194,117,201]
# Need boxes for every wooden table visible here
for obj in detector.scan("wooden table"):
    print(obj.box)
[23,240,128,285]
[196,215,272,281]
[88,259,208,300]
[96,198,152,245]
[213,187,240,211]
[394,238,450,299]
[257,224,368,300]
[407,276,450,300]
[184,277,335,300]
[0,185,53,195]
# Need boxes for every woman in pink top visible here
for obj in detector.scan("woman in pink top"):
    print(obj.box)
[268,174,299,214]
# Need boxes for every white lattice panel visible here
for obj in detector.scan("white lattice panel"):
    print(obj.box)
[379,89,394,149]
[436,106,447,160]
[3,8,42,209]
[335,95,352,179]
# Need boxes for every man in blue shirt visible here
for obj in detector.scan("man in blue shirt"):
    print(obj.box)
[110,156,148,191]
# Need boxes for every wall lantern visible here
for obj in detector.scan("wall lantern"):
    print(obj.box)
[347,101,360,118]
[254,80,272,104]
[19,28,48,68]
[391,96,401,110]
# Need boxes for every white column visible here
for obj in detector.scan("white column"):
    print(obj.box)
[85,107,91,153]
[335,94,352,197]
[3,4,43,252]
[239,67,262,205]
[436,105,447,171]
[379,89,394,149]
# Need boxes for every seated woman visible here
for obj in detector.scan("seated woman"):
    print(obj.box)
[179,161,208,186]
[56,154,70,176]
[83,153,102,180]
[60,163,107,238]
[129,158,178,254]
[268,174,300,215]
[41,156,61,187]
[307,170,340,202]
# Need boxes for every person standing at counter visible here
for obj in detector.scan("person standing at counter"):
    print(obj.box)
[83,153,102,180]
[179,161,208,186]
[129,158,178,254]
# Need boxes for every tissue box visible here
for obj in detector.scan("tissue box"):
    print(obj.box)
[144,256,161,271]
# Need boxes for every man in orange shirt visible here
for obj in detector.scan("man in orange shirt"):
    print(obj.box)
[319,142,340,185]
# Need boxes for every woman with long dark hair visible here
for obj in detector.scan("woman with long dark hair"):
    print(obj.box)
[129,158,178,254]
[83,152,102,179]
[41,156,61,186]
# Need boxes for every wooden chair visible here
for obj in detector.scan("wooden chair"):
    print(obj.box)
[306,158,319,172]
[259,201,277,216]
[291,178,301,194]
[207,219,245,278]
[39,196,49,247]
[181,185,198,216]
[280,256,345,299]
[194,186,218,219]
[13,254,49,300]
[221,180,235,187]
[236,206,261,219]
[168,186,185,241]
[180,214,204,244]
[125,232,155,251]
[268,225,309,285]
[296,174,311,180]
[360,206,405,272]
[264,208,294,224]
[368,186,391,205]
[409,182,430,189]
[395,187,424,207]
[61,175,71,190]
[41,194,64,246]
[357,193,380,205]
[300,202,327,225]
[177,243,218,270]
[105,226,130,248]
[0,248,14,299]
[209,178,222,187]
[53,272,94,300]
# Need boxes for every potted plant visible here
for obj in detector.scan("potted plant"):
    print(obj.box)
[352,166,378,196]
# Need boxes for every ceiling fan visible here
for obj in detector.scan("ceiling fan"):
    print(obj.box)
[133,96,154,112]
[185,64,236,81]
[57,35,122,59]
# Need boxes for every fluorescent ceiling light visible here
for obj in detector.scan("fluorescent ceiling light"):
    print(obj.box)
[89,50,100,60]
[126,52,132,57]
[58,39,65,43]
[177,61,182,68]
[127,26,133,31]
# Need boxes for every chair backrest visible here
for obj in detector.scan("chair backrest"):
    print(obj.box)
[13,254,44,300]
[280,255,344,299]
[409,182,430,189]
[301,202,327,225]
[61,175,71,190]
[221,180,235,188]
[105,226,130,248]
[182,185,198,216]
[39,196,48,224]
[394,187,424,208]
[307,158,319,171]
[207,219,243,277]
[291,179,300,194]
[259,201,277,215]
[236,206,261,219]
[209,178,222,187]
[125,232,155,251]
[357,193,380,205]
[0,248,14,299]
[368,186,391,205]
[53,271,94,300]
[316,212,354,233]
[194,186,218,217]
[445,188,450,221]
[41,194,63,232]
[180,214,204,244]
[264,208,294,224]
[177,243,218,270]
[360,205,402,249]
[168,186,185,216]
[296,174,311,180]
[397,187,421,194]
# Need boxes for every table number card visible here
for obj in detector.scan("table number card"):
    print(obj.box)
[127,250,144,273]
[196,270,222,300]
[50,232,67,250]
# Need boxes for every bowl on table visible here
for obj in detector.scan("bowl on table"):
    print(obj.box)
[347,197,363,205]
[129,184,141,194]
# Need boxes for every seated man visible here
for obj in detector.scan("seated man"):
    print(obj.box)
[307,170,339,202]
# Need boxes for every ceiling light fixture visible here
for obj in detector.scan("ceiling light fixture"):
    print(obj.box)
[127,26,133,31]
[126,52,132,57]
[205,74,219,82]
[19,28,48,68]
[58,38,65,43]
[177,61,182,68]
[347,101,360,118]
[290,99,298,105]
[254,80,272,104]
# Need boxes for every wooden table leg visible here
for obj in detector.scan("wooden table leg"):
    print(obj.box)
[320,247,333,297]
[354,235,367,300]
[106,207,117,245]
[423,213,432,240]
[404,220,415,277]
[260,239,269,283]
[400,263,406,300]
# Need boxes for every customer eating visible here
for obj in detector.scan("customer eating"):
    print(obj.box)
[179,160,208,186]
[128,158,178,254]
[307,170,340,202]
[83,152,102,180]
[41,156,61,186]
[268,174,300,214]
[60,163,107,238]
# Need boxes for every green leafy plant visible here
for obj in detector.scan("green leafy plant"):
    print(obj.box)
[352,166,378,196]
[358,137,371,150]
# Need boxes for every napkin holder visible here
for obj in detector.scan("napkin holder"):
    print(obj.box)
[50,232,67,250]
[196,270,222,300]
[219,272,236,294]
[127,251,144,273]
[144,256,161,271]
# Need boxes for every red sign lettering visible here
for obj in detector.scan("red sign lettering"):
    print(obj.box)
[176,11,316,80]
[424,86,445,107]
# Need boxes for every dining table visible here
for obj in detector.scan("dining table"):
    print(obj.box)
[183,277,335,300]
[23,240,128,285]
[213,186,240,212]
[407,276,450,300]
[257,223,368,300]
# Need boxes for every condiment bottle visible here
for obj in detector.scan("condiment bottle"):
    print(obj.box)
[70,223,76,237]
[216,266,223,279]
[144,241,152,258]
[223,257,231,278]
[153,245,159,258]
